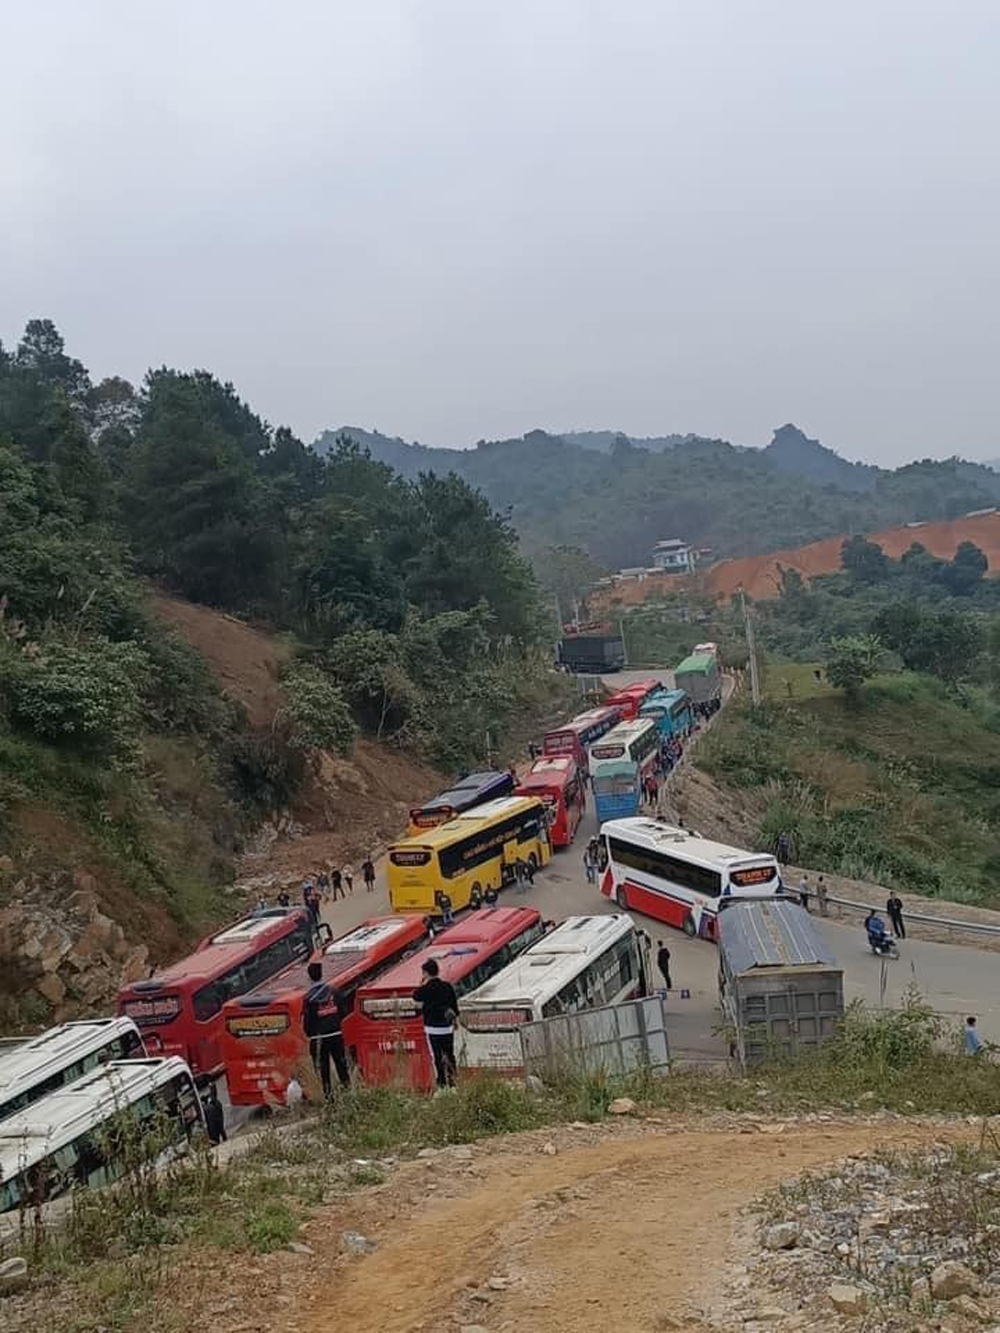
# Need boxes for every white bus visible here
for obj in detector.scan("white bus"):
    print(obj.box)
[599,818,782,941]
[589,717,660,823]
[0,1018,145,1125]
[0,1058,203,1215]
[457,915,651,1073]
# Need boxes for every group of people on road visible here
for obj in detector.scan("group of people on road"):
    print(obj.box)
[251,856,379,927]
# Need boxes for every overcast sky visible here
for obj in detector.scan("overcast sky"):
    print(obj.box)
[4,2,998,464]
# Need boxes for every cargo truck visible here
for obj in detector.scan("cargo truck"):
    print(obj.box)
[558,632,625,674]
[673,651,721,706]
[717,899,844,1068]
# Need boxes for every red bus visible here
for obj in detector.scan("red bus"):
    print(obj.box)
[516,756,585,848]
[408,769,514,836]
[349,908,547,1091]
[603,678,663,721]
[220,916,429,1106]
[542,706,621,769]
[117,909,324,1080]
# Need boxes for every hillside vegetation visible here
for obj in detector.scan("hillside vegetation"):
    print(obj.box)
[0,319,565,1021]
[320,422,1000,573]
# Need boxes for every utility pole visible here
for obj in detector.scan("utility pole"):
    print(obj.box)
[739,589,761,706]
[619,617,629,667]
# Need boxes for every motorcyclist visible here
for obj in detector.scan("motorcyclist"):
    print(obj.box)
[864,909,890,951]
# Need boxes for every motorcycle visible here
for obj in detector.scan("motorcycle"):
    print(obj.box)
[867,928,899,960]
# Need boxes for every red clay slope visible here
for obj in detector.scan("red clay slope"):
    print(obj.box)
[705,512,1000,601]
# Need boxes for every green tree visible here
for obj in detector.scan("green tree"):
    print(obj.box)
[943,540,988,596]
[826,634,881,702]
[841,535,889,584]
[535,544,604,619]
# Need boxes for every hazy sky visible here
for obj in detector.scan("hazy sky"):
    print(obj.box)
[4,2,999,464]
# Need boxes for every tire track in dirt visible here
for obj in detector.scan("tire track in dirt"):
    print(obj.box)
[308,1120,968,1333]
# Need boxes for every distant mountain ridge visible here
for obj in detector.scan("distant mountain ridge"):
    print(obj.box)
[313,422,1000,570]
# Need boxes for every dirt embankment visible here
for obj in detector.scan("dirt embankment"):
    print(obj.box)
[705,512,1000,601]
[151,593,442,898]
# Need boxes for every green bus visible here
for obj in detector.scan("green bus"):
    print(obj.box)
[674,652,721,706]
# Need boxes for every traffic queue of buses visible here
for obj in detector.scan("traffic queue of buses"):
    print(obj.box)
[1,653,788,1217]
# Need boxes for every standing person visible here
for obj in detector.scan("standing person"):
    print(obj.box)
[966,1016,983,1056]
[413,958,459,1091]
[437,890,454,926]
[302,961,350,1095]
[515,859,528,895]
[305,881,322,928]
[816,875,829,917]
[252,895,268,916]
[798,875,810,910]
[523,857,536,888]
[330,867,344,901]
[887,893,906,939]
[656,940,672,992]
[775,831,791,866]
[484,884,499,908]
[276,887,291,909]
[583,847,596,885]
[202,1083,227,1145]
[343,865,354,895]
[317,870,330,903]
[362,856,376,893]
[528,741,539,761]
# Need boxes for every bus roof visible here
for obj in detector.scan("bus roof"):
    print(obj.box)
[125,909,311,990]
[390,796,544,850]
[357,908,542,993]
[0,1058,193,1157]
[590,717,657,758]
[675,653,715,675]
[517,757,577,791]
[602,818,777,871]
[605,678,661,703]
[225,917,426,1006]
[718,900,837,974]
[546,707,619,736]
[416,770,510,813]
[461,915,634,1009]
[0,1019,141,1104]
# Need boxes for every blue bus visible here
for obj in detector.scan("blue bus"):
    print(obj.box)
[588,718,660,822]
[407,770,514,836]
[639,688,693,740]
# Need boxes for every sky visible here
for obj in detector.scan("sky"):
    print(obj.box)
[3,1,999,465]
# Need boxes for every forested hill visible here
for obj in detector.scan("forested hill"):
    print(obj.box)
[317,424,1000,569]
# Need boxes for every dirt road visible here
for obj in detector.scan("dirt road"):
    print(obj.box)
[305,1118,965,1333]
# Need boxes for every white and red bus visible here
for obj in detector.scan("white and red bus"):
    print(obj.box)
[350,908,547,1091]
[599,818,781,941]
[516,756,586,848]
[542,706,621,769]
[221,916,429,1106]
[117,909,324,1080]
[458,914,651,1074]
[603,678,663,721]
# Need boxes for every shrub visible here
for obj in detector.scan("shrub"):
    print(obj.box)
[279,661,356,755]
[2,635,148,768]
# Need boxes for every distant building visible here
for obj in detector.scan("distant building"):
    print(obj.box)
[651,539,694,574]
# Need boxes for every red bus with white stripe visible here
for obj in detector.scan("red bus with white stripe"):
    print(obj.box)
[599,818,781,941]
[516,756,585,847]
[351,908,546,1091]
[542,706,621,769]
[220,916,429,1106]
[603,679,663,721]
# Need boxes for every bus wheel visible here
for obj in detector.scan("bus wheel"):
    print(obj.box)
[615,884,628,910]
[682,913,697,938]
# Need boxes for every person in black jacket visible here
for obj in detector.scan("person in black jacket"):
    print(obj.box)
[302,961,350,1096]
[202,1083,227,1145]
[413,958,459,1090]
[656,941,672,991]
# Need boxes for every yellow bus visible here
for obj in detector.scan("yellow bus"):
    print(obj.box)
[388,796,552,914]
